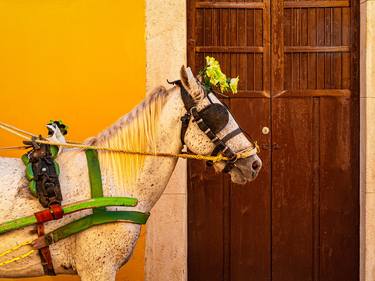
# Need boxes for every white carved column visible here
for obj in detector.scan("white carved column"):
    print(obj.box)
[145,0,187,280]
[361,0,375,279]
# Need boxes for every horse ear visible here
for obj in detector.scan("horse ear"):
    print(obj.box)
[180,65,205,102]
[180,65,190,90]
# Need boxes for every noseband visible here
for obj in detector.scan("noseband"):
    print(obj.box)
[170,80,256,173]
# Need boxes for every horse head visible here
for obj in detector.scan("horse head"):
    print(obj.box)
[179,66,262,184]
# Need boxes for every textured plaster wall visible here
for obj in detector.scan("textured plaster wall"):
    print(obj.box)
[361,0,375,280]
[145,0,187,280]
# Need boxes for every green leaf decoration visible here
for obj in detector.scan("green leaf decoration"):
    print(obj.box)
[202,56,239,94]
[47,119,69,135]
[229,76,239,94]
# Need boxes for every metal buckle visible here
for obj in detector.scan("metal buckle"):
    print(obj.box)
[180,113,191,125]
[189,106,197,115]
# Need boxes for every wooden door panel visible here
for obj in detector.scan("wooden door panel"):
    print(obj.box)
[187,0,359,280]
[188,1,271,279]
[190,0,271,97]
[319,98,359,281]
[230,98,271,281]
[188,159,226,281]
[188,98,271,281]
[195,9,264,47]
[270,0,359,280]
[271,98,314,281]
[283,5,352,97]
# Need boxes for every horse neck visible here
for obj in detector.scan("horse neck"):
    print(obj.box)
[102,87,186,212]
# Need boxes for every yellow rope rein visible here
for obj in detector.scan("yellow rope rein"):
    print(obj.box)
[0,121,259,161]
[0,240,35,267]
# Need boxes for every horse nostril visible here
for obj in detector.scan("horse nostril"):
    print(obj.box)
[252,160,261,171]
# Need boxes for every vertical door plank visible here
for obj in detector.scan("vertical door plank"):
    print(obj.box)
[332,8,342,89]
[230,98,271,281]
[342,7,351,90]
[247,9,255,91]
[263,0,271,94]
[271,0,284,94]
[204,8,213,46]
[316,8,325,89]
[300,9,308,90]
[308,8,317,89]
[188,161,225,281]
[255,10,263,91]
[272,98,314,281]
[319,98,359,281]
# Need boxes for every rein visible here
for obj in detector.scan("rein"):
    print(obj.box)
[0,121,259,162]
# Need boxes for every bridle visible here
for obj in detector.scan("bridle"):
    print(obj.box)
[169,80,258,173]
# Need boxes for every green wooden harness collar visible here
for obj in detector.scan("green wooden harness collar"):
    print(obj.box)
[85,149,149,221]
[59,149,149,231]
[0,197,139,235]
[33,150,149,249]
[85,149,105,212]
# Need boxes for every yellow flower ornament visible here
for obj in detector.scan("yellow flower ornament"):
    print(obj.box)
[201,56,239,94]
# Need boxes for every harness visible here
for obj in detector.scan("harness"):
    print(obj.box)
[175,80,247,173]
[23,139,63,208]
[0,84,259,271]
[14,148,149,275]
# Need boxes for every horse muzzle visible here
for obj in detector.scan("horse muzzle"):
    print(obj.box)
[229,154,262,185]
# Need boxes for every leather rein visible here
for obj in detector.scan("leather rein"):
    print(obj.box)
[172,80,258,173]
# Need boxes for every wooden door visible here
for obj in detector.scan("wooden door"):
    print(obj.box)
[187,0,359,281]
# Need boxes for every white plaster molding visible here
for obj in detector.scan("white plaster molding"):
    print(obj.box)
[361,1,375,280]
[145,0,187,280]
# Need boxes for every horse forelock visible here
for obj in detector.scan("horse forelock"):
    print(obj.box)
[83,86,171,188]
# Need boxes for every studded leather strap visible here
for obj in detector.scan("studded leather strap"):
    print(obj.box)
[36,223,56,275]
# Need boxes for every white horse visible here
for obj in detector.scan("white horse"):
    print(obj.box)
[0,66,262,281]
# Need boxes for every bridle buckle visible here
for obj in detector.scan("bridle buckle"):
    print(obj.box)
[180,113,191,125]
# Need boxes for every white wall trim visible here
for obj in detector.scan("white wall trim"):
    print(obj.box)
[361,1,375,280]
[144,0,187,280]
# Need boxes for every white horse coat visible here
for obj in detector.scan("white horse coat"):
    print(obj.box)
[0,67,261,281]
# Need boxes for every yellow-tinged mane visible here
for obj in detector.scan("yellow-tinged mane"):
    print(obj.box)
[85,86,170,188]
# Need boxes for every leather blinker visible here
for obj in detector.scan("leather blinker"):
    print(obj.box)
[197,103,229,134]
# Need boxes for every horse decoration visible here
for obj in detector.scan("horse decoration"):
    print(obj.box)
[0,64,262,281]
[22,120,68,207]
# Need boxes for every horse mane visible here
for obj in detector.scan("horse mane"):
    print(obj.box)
[85,86,171,188]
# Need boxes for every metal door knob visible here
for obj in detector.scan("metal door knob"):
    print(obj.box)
[262,127,270,135]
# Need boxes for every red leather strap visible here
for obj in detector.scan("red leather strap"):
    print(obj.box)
[36,221,56,275]
[49,204,64,220]
[34,204,64,223]
[34,210,53,223]
[36,223,44,236]
[39,246,55,276]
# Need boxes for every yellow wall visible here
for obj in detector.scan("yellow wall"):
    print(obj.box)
[0,0,146,280]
